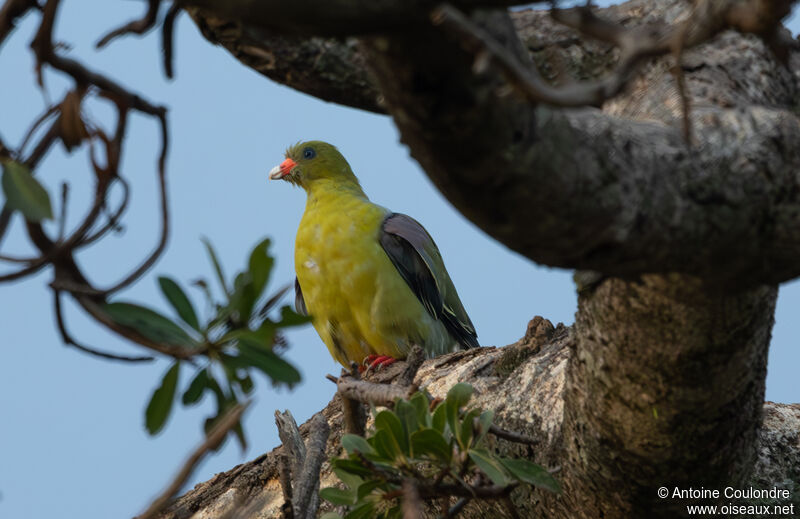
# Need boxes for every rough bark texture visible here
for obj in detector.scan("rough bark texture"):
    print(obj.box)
[158,315,799,519]
[559,276,777,517]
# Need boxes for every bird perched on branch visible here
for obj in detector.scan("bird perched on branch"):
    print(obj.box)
[269,141,478,369]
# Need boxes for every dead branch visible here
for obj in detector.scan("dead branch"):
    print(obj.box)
[136,402,249,519]
[53,290,154,363]
[161,2,181,79]
[96,0,161,48]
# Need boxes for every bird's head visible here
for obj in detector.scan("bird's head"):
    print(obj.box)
[269,140,362,192]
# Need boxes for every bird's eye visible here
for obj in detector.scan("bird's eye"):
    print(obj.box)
[302,147,316,160]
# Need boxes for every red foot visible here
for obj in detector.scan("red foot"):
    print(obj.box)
[361,354,397,372]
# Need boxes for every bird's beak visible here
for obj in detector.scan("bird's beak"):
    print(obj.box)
[269,157,297,180]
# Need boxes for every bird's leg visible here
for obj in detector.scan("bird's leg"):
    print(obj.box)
[361,354,398,372]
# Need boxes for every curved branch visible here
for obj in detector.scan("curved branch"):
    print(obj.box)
[53,290,154,363]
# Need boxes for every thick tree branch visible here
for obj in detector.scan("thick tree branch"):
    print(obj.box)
[158,318,800,518]
[180,0,532,36]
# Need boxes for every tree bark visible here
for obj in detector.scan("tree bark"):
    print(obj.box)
[558,276,776,517]
[158,316,798,519]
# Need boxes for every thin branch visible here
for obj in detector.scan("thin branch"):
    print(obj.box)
[294,413,329,519]
[333,375,413,407]
[136,402,249,519]
[0,0,36,48]
[447,497,470,517]
[274,409,306,486]
[488,424,540,446]
[431,4,671,107]
[399,344,425,387]
[277,454,294,519]
[53,290,154,363]
[96,0,161,48]
[161,2,181,79]
[99,111,169,295]
[340,364,366,436]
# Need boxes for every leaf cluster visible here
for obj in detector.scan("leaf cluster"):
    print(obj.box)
[106,238,310,447]
[320,383,559,518]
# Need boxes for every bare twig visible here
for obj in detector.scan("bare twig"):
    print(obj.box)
[96,0,161,48]
[488,424,540,446]
[294,413,329,519]
[399,344,425,387]
[0,0,36,48]
[161,2,181,79]
[277,454,294,519]
[53,290,154,363]
[99,111,169,295]
[136,402,249,519]
[334,375,413,406]
[431,4,671,107]
[447,497,470,517]
[275,409,306,486]
[340,366,366,436]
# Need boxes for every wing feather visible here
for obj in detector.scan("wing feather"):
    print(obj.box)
[379,213,478,349]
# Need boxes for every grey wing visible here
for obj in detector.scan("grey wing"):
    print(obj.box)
[294,277,308,316]
[379,213,478,349]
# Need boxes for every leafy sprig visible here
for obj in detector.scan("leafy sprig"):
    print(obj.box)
[321,383,559,518]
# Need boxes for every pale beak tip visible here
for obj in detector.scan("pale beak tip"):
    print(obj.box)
[268,165,283,180]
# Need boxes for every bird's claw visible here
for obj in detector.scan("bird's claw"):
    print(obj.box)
[361,354,397,373]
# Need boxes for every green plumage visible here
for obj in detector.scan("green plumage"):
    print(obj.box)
[271,141,477,367]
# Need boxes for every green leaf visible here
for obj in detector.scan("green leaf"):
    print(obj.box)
[370,429,400,461]
[333,467,365,490]
[145,362,180,434]
[103,302,198,347]
[237,340,301,386]
[410,428,451,462]
[475,410,494,446]
[331,458,373,478]
[446,383,474,408]
[459,408,481,450]
[408,392,431,428]
[342,434,376,456]
[1,161,52,222]
[344,502,375,519]
[320,487,356,506]
[395,399,420,437]
[445,383,473,441]
[230,271,257,324]
[201,237,229,296]
[182,368,209,405]
[432,402,448,438]
[277,305,312,327]
[239,374,254,394]
[320,513,344,519]
[468,448,509,486]
[356,479,383,500]
[499,458,561,493]
[158,276,200,331]
[374,410,408,456]
[248,238,274,299]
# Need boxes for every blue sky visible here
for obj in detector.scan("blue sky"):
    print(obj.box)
[1,2,798,518]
